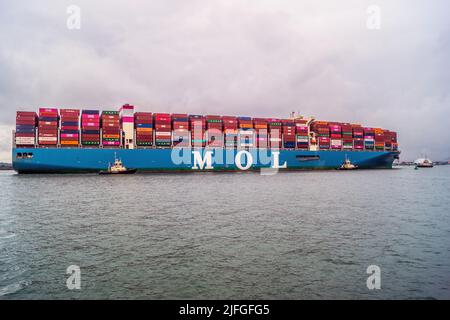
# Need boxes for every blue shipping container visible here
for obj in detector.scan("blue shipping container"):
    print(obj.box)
[136,123,153,128]
[61,121,79,126]
[16,128,36,133]
[39,117,58,122]
[82,110,100,115]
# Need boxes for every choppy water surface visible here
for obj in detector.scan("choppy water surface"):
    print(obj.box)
[0,167,449,299]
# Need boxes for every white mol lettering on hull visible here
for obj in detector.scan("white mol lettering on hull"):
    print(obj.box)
[191,150,287,170]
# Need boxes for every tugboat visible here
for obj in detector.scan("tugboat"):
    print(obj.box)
[337,157,358,170]
[99,154,137,175]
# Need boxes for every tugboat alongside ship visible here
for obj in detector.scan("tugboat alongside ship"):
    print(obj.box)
[99,154,137,175]
[337,157,358,170]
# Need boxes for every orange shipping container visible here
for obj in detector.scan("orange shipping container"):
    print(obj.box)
[137,128,153,132]
[61,140,79,145]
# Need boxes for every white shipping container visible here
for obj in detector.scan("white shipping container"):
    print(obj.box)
[15,137,35,144]
[331,139,342,146]
[120,109,134,116]
[155,131,171,137]
[269,138,282,142]
[38,137,58,142]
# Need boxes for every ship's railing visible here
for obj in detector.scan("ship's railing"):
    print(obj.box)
[23,143,393,152]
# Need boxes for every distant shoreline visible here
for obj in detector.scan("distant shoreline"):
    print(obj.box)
[0,163,13,170]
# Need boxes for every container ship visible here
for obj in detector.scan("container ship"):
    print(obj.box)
[12,105,399,173]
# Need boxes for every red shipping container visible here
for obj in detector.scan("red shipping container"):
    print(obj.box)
[172,113,189,118]
[16,114,37,120]
[102,122,120,127]
[135,121,153,126]
[39,112,58,118]
[173,123,189,130]
[135,113,153,117]
[61,117,79,122]
[155,124,171,130]
[15,132,35,137]
[154,116,171,122]
[60,108,80,113]
[61,126,79,131]
[39,129,58,135]
[81,133,100,138]
[17,111,37,117]
[16,120,37,126]
[153,113,170,117]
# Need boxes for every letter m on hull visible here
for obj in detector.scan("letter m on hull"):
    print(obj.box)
[191,150,214,170]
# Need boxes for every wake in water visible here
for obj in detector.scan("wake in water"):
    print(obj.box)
[0,280,32,297]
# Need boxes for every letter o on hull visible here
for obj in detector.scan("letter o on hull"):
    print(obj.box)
[235,150,253,170]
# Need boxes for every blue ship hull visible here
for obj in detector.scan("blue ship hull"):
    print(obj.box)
[12,147,399,173]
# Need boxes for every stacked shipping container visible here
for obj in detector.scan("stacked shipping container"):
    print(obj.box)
[268,119,282,149]
[295,119,309,150]
[60,109,80,147]
[374,128,385,151]
[353,125,364,150]
[391,132,398,151]
[238,117,254,148]
[102,111,120,147]
[38,108,59,146]
[311,122,330,150]
[282,120,296,149]
[341,123,353,150]
[384,130,392,151]
[15,111,37,147]
[329,123,342,150]
[363,128,375,150]
[190,115,206,147]
[223,116,238,148]
[135,112,153,147]
[253,118,268,148]
[206,115,223,147]
[154,113,172,147]
[81,110,100,146]
[172,113,190,147]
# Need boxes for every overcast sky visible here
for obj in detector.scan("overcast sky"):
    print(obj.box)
[0,0,449,161]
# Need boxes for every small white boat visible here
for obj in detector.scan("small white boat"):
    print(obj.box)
[414,157,434,168]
